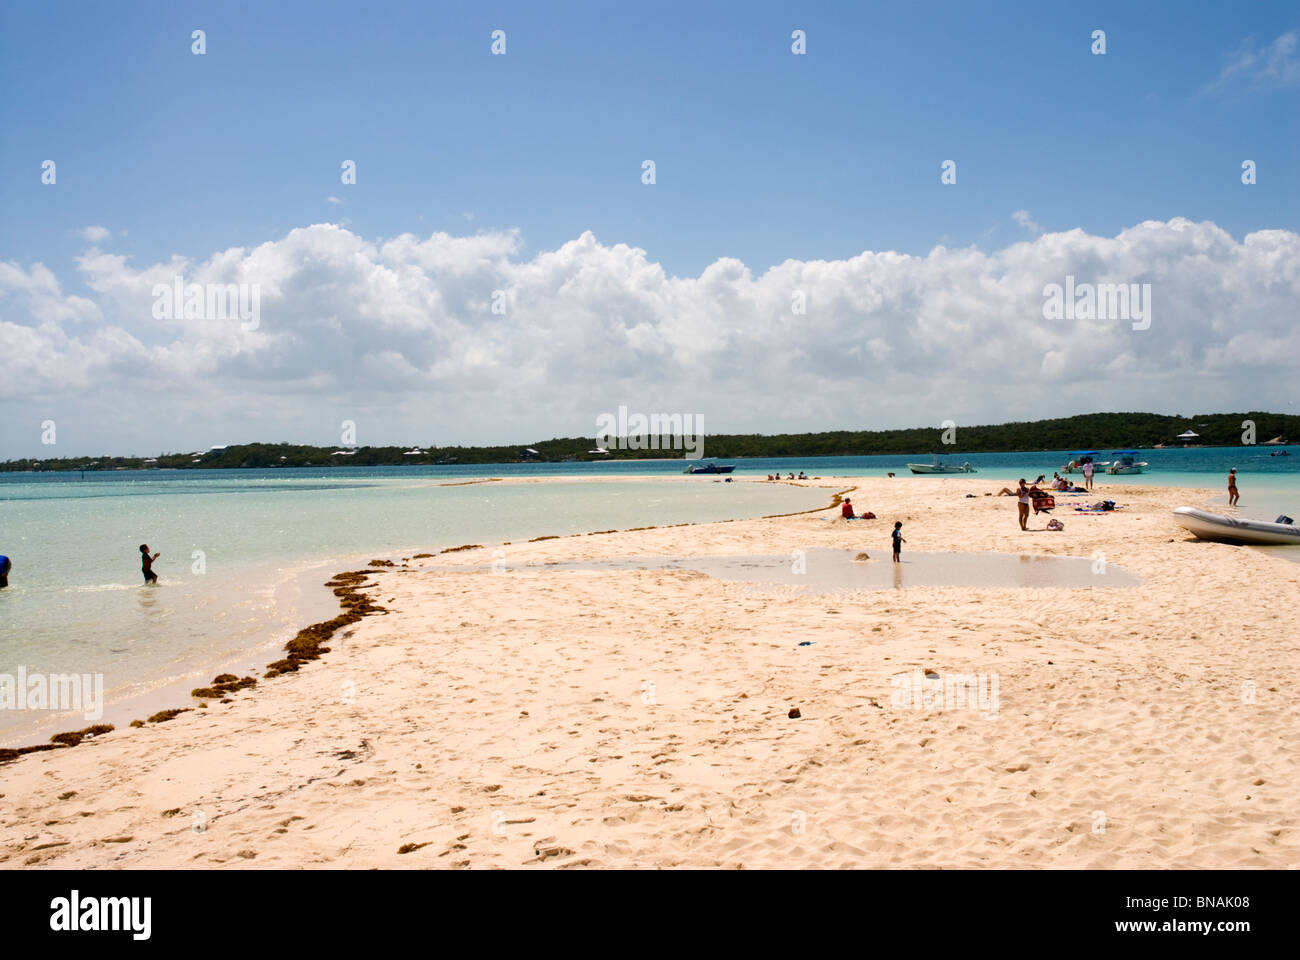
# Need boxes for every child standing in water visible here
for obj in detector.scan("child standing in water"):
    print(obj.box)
[891,522,905,562]
[139,544,161,584]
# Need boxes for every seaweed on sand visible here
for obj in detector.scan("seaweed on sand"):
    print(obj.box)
[49,724,115,747]
[264,569,386,679]
[191,675,257,700]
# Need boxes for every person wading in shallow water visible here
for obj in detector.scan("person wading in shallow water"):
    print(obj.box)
[1228,468,1240,507]
[139,544,161,584]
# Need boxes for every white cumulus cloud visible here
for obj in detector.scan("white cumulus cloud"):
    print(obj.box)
[1,218,1297,456]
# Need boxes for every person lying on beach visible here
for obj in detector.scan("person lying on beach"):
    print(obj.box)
[995,487,1016,496]
[140,544,160,584]
[0,554,10,589]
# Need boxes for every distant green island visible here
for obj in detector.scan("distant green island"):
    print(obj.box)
[3,411,1294,472]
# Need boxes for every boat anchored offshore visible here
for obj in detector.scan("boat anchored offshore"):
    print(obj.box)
[1173,507,1300,546]
[907,455,976,474]
[1106,451,1149,475]
[1063,451,1108,473]
[683,462,735,474]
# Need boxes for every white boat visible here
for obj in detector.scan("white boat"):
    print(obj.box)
[907,456,976,474]
[1063,451,1108,473]
[1106,451,1148,475]
[1173,507,1300,546]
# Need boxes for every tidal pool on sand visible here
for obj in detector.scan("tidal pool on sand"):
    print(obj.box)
[471,548,1141,591]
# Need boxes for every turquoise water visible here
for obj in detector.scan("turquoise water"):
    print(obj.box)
[10,444,1294,509]
[0,476,826,744]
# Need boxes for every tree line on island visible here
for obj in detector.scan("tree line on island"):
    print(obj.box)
[3,411,1294,472]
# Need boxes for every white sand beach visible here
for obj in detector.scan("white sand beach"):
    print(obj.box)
[3,476,1297,869]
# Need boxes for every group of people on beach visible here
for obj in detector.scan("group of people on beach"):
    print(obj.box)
[766,472,807,480]
[839,498,906,561]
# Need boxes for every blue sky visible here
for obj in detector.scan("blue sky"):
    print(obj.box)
[3,0,1295,278]
[0,2,1297,456]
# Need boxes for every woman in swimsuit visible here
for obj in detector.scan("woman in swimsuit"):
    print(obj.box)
[1017,480,1031,530]
[1228,469,1239,507]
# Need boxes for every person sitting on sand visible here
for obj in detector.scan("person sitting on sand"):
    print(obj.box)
[798,472,806,479]
[1034,474,1046,485]
[0,553,10,589]
[1017,480,1031,531]
[140,544,161,584]
[841,498,856,519]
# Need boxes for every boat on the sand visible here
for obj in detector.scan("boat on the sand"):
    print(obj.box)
[1173,507,1300,545]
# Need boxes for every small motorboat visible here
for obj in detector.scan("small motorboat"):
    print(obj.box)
[1063,451,1108,473]
[1270,449,1290,457]
[1173,507,1300,545]
[683,463,735,474]
[1106,451,1149,474]
[907,455,976,474]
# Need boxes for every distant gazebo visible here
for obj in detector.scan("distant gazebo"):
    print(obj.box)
[1176,429,1199,446]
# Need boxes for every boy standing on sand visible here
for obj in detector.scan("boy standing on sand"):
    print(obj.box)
[892,522,905,561]
[1082,459,1095,491]
[139,544,161,584]
[1228,468,1239,506]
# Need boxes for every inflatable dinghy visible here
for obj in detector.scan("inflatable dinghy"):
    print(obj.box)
[1173,507,1300,545]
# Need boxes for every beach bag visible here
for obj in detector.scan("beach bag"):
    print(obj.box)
[861,511,876,519]
[1046,519,1064,530]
